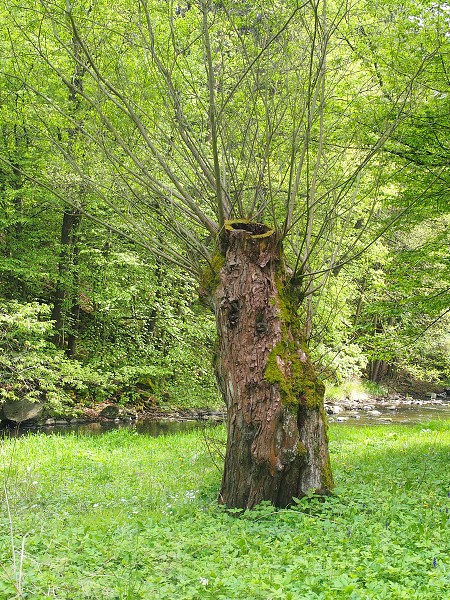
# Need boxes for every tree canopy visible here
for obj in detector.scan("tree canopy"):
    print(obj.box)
[0,0,449,506]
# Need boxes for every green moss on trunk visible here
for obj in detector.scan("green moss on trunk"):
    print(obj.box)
[320,456,334,490]
[264,278,324,410]
[296,440,308,458]
[199,253,225,297]
[265,341,324,409]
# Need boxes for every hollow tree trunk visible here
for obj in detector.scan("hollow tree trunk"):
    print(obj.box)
[211,221,333,509]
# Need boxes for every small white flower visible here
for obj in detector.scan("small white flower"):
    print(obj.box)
[199,578,209,586]
[93,503,99,508]
[32,481,38,485]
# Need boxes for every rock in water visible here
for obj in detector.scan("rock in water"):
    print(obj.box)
[99,404,120,419]
[3,400,44,423]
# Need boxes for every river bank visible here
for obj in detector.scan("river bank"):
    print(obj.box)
[51,379,450,425]
[324,377,450,422]
[2,380,449,435]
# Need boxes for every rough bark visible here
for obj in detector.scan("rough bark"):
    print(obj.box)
[212,220,333,509]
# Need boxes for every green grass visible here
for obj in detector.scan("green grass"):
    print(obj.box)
[0,421,449,599]
[325,379,387,402]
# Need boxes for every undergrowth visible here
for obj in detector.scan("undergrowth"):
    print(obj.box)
[0,421,449,599]
[325,380,387,402]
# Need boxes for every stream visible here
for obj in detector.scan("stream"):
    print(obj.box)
[2,400,450,438]
[326,402,450,425]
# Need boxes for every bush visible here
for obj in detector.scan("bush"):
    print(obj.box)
[0,301,112,416]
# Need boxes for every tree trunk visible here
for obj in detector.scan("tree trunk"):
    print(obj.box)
[368,359,388,383]
[51,210,82,351]
[67,228,81,358]
[211,221,333,509]
[53,31,86,355]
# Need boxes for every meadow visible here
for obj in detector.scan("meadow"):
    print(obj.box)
[0,421,449,599]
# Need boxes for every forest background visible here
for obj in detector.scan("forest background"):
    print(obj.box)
[0,0,449,420]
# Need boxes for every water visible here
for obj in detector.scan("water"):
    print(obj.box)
[1,418,215,439]
[2,403,450,438]
[327,403,450,425]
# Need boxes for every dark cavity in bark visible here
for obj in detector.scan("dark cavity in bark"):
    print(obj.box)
[227,220,272,236]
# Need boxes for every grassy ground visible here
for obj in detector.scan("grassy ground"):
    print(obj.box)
[0,421,449,599]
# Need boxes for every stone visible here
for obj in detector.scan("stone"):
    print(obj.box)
[3,399,44,423]
[99,404,120,419]
[348,391,370,403]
